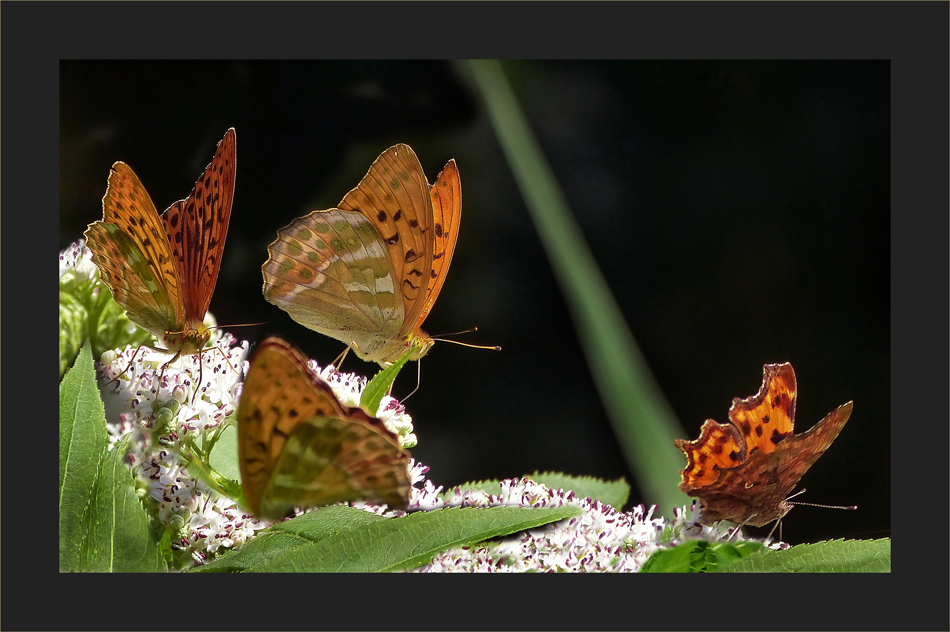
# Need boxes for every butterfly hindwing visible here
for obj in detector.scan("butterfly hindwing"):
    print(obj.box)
[86,162,185,338]
[262,208,405,359]
[237,337,411,519]
[262,408,411,518]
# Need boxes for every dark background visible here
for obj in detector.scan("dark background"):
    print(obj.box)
[60,60,889,546]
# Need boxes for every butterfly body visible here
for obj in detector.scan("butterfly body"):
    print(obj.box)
[237,337,411,519]
[675,363,852,527]
[85,129,236,369]
[262,144,459,366]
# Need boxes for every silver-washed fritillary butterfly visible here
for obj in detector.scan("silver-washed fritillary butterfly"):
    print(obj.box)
[84,128,237,376]
[261,143,461,366]
[237,336,412,519]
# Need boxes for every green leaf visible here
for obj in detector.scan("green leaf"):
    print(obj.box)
[195,504,583,573]
[208,421,242,484]
[465,59,688,516]
[445,472,630,509]
[719,538,891,573]
[59,344,166,572]
[84,435,168,572]
[640,540,765,573]
[60,342,110,570]
[195,505,385,572]
[360,344,414,414]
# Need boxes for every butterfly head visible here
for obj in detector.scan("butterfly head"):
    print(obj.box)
[406,333,434,361]
[164,324,211,356]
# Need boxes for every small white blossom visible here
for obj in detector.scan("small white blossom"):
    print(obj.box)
[59,238,98,282]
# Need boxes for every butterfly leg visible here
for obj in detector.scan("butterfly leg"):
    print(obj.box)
[400,360,423,401]
[331,345,353,371]
[725,518,753,542]
[158,350,183,385]
[188,345,243,404]
[765,518,783,543]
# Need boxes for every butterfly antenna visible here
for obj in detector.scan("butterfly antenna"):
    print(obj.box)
[786,488,858,511]
[432,327,502,351]
[791,501,858,511]
[208,320,268,331]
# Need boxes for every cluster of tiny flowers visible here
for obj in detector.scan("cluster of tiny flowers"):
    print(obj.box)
[140,447,265,564]
[99,327,419,566]
[59,238,98,282]
[405,470,777,572]
[98,331,268,564]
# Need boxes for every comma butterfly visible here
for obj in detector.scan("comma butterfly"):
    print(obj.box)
[674,362,852,527]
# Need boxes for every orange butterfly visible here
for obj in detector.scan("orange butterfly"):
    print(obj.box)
[261,144,461,366]
[238,336,412,519]
[84,128,236,379]
[675,362,852,527]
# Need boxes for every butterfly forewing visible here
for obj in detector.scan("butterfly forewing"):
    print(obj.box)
[416,159,461,328]
[728,363,797,456]
[161,128,236,323]
[338,144,434,336]
[85,162,185,338]
[237,337,411,519]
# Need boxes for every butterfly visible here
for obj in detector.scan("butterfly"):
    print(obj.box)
[237,336,412,519]
[84,128,237,381]
[674,362,852,527]
[261,143,461,366]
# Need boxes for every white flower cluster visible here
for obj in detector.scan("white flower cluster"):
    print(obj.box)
[99,332,267,564]
[406,468,774,572]
[98,331,419,566]
[59,238,98,281]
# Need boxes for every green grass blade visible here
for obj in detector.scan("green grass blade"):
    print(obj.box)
[466,59,688,515]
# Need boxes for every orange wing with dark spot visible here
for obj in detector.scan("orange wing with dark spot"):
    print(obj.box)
[337,144,432,335]
[415,158,461,330]
[161,128,236,324]
[675,362,852,526]
[237,337,411,519]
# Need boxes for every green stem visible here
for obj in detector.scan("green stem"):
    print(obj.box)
[465,60,690,516]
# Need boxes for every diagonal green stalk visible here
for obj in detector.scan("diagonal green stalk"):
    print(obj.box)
[466,59,689,515]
